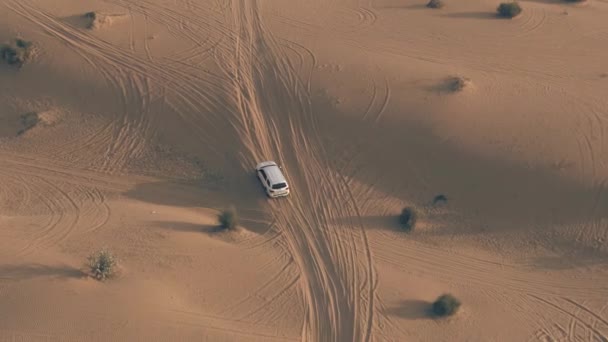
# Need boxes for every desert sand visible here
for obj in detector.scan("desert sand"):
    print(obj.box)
[1,0,607,341]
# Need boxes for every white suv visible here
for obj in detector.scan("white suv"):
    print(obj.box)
[255,161,290,198]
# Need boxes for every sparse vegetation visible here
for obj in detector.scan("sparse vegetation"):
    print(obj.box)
[564,0,585,3]
[83,11,126,29]
[447,76,471,92]
[84,11,101,29]
[497,2,522,18]
[87,249,117,281]
[17,112,40,136]
[399,207,417,232]
[432,294,461,317]
[433,194,448,205]
[426,0,445,8]
[1,38,33,68]
[218,206,238,230]
[84,11,97,20]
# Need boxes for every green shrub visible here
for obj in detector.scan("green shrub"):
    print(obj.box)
[218,207,238,230]
[399,207,417,231]
[84,11,97,20]
[427,0,445,8]
[497,2,522,18]
[433,194,448,205]
[87,249,117,281]
[1,38,33,68]
[432,294,461,317]
[17,112,40,135]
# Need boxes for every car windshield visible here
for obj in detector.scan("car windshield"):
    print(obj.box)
[272,182,287,190]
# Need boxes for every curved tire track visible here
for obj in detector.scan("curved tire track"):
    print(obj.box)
[215,1,377,340]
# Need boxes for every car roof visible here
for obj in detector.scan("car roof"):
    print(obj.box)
[260,164,287,185]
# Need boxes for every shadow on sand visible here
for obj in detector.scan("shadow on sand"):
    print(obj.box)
[124,177,274,236]
[441,11,498,19]
[0,264,85,280]
[154,221,221,233]
[313,92,608,233]
[386,300,434,320]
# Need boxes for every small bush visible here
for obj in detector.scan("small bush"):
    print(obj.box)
[87,249,117,281]
[427,0,445,8]
[84,11,97,20]
[218,207,238,230]
[399,207,417,231]
[433,194,448,205]
[83,11,126,29]
[432,294,461,317]
[497,2,522,18]
[1,38,33,68]
[447,76,471,92]
[17,112,40,135]
[15,39,32,49]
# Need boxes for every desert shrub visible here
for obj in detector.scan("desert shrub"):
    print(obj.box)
[15,39,32,49]
[433,194,448,205]
[432,294,461,317]
[83,11,125,29]
[447,76,471,92]
[1,38,33,68]
[218,207,238,230]
[497,2,522,18]
[399,207,417,231]
[427,0,445,8]
[87,249,117,281]
[17,112,40,135]
[84,11,97,20]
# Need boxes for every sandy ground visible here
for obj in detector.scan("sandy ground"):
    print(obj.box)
[1,0,608,341]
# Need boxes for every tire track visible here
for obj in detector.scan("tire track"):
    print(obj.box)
[529,295,608,342]
[372,236,608,298]
[0,168,78,257]
[341,7,378,34]
[515,7,548,38]
[276,39,317,95]
[0,154,121,255]
[108,0,226,64]
[8,0,238,168]
[219,258,296,318]
[215,1,378,340]
[8,2,151,174]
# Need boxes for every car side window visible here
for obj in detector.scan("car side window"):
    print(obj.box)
[259,170,270,187]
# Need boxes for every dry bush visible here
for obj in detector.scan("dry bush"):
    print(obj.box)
[83,11,126,29]
[17,112,40,135]
[432,294,461,317]
[433,194,448,205]
[497,2,522,18]
[427,0,445,8]
[1,38,33,68]
[87,249,117,281]
[399,207,417,232]
[447,76,472,92]
[218,206,238,230]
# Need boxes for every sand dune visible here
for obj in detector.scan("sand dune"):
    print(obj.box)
[1,0,607,340]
